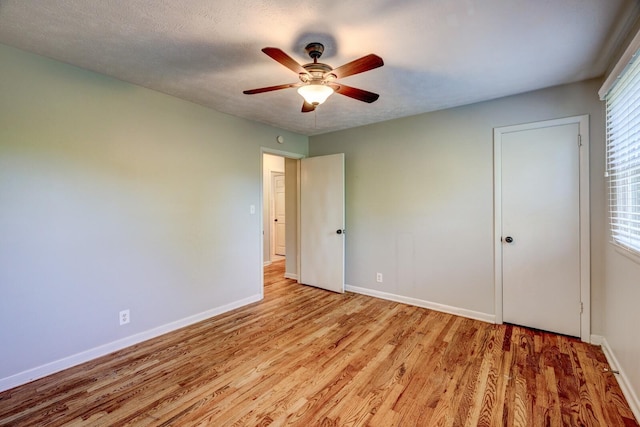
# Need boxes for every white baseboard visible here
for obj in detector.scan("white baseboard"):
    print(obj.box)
[590,334,604,346]
[345,285,495,324]
[263,261,272,267]
[284,272,298,280]
[600,337,640,422]
[0,293,263,393]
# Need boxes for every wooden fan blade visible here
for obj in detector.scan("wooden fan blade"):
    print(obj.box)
[328,83,379,103]
[302,101,316,113]
[262,47,308,75]
[329,54,384,79]
[243,82,301,95]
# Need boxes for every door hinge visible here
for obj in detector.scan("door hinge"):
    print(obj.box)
[580,301,584,314]
[578,134,582,147]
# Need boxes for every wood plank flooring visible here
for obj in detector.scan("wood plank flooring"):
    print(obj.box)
[0,260,637,426]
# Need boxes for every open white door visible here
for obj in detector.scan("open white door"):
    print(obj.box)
[300,153,345,293]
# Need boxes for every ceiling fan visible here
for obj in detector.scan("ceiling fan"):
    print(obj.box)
[243,42,384,112]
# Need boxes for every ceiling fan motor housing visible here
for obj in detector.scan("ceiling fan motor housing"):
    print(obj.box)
[300,62,334,83]
[305,42,325,60]
[300,43,335,83]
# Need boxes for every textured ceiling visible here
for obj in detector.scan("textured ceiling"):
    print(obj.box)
[0,0,638,135]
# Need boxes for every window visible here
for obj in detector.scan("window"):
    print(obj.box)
[605,47,640,255]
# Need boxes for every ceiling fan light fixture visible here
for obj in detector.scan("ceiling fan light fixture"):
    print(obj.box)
[297,83,334,105]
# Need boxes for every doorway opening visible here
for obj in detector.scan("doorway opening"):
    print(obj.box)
[263,153,285,265]
[260,149,346,295]
[261,150,303,286]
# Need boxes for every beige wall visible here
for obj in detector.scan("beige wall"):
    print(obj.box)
[604,222,640,413]
[310,79,606,326]
[0,43,307,388]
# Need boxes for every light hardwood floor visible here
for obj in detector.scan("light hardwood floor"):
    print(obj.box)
[0,261,637,426]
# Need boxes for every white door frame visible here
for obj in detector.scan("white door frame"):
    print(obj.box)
[493,115,590,342]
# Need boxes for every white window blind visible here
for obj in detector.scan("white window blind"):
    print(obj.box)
[605,47,640,255]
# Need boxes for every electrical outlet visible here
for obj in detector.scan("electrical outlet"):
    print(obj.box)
[119,309,130,326]
[376,273,383,283]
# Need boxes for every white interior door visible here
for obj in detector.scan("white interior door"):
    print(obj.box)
[273,173,286,256]
[300,153,345,293]
[501,122,581,337]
